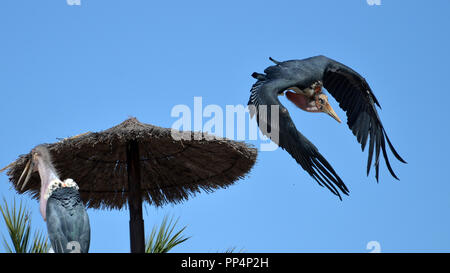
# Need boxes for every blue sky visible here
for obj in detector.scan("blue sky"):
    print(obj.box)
[1,0,449,253]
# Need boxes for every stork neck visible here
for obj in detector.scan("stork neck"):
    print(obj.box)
[35,156,60,221]
[36,158,59,185]
[289,86,315,98]
[286,92,320,112]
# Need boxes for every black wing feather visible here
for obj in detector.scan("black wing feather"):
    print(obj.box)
[248,78,349,199]
[248,55,405,198]
[322,58,406,181]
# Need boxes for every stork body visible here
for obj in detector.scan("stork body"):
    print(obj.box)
[18,145,90,253]
[45,181,90,253]
[248,55,406,199]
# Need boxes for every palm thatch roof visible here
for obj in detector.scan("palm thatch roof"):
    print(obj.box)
[4,118,258,209]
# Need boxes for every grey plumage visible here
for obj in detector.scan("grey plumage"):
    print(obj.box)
[46,187,90,253]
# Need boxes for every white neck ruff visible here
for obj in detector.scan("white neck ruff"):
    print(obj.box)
[44,178,79,200]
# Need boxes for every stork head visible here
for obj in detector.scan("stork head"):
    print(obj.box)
[18,146,53,187]
[285,90,341,123]
[314,93,342,123]
[17,145,59,221]
[31,146,54,172]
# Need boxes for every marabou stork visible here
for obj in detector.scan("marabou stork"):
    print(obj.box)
[18,145,90,253]
[248,55,406,199]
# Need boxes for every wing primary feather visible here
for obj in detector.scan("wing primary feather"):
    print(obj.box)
[355,115,365,143]
[311,172,325,188]
[313,155,349,194]
[367,126,375,176]
[383,128,407,163]
[323,56,405,181]
[359,112,370,151]
[375,128,382,182]
[310,167,342,200]
[348,100,363,126]
[380,132,400,180]
[347,89,359,111]
[312,157,349,196]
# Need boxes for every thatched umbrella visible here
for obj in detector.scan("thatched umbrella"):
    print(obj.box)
[3,117,257,253]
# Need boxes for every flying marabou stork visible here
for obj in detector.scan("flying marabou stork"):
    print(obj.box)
[18,145,90,253]
[248,55,406,199]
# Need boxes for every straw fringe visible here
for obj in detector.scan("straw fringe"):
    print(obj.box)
[5,118,257,209]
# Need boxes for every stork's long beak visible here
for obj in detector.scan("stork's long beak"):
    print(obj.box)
[324,103,342,123]
[18,158,34,191]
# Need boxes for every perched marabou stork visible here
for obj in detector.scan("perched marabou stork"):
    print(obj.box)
[18,145,90,253]
[248,56,406,199]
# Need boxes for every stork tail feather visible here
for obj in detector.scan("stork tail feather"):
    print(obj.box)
[269,57,281,65]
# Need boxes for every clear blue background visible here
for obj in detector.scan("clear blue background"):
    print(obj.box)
[1,0,449,253]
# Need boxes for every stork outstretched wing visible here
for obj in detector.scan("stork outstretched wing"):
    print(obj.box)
[320,56,407,180]
[248,78,349,199]
[248,55,405,198]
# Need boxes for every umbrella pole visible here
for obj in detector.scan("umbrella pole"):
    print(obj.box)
[126,140,145,253]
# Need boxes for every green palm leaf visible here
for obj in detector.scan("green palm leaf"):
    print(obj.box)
[223,247,246,253]
[145,215,189,253]
[0,197,50,253]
